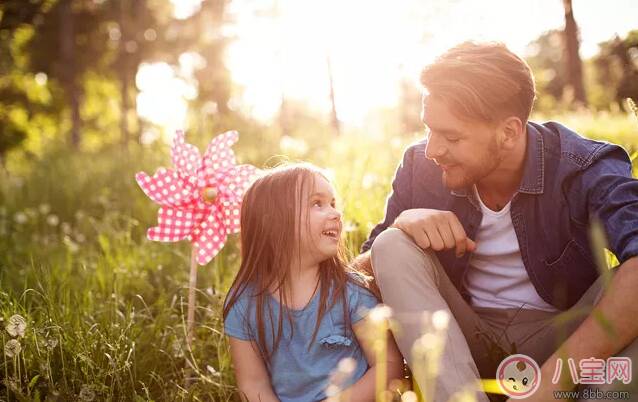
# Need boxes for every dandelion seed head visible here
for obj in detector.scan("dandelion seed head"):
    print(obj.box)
[6,314,27,337]
[14,212,27,224]
[46,214,60,226]
[79,384,96,401]
[4,339,21,357]
[47,337,58,349]
[3,376,19,391]
[38,203,51,215]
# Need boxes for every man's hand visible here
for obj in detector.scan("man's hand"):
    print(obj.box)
[391,208,476,257]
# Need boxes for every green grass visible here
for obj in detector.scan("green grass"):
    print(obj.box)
[0,111,636,401]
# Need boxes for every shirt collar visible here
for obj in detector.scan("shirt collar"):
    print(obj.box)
[517,122,545,195]
[450,122,545,197]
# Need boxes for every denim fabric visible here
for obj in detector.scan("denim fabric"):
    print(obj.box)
[362,121,638,309]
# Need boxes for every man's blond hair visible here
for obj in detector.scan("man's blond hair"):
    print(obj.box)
[420,42,536,124]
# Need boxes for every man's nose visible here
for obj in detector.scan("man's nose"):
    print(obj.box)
[424,134,445,160]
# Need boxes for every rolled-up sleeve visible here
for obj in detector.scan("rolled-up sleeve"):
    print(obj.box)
[360,145,415,253]
[581,145,638,263]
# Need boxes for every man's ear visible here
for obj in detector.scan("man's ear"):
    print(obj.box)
[500,116,524,149]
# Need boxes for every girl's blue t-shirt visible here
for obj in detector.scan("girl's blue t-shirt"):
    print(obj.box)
[224,279,379,402]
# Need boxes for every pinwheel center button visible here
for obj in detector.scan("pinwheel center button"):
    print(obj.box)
[201,187,218,203]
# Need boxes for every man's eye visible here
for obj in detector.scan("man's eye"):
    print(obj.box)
[447,138,460,143]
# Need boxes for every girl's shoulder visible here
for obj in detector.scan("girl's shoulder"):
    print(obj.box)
[345,271,376,298]
[343,273,379,322]
[223,283,258,341]
[224,283,258,313]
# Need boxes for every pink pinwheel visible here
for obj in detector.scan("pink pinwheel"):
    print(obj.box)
[136,130,258,264]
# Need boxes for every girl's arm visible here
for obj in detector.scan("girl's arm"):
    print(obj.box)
[329,319,404,401]
[229,337,280,402]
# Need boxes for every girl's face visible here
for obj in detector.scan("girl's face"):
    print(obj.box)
[298,174,342,266]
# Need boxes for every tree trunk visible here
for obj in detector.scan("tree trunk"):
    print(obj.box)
[326,55,340,135]
[562,0,587,106]
[59,0,81,148]
[118,0,130,150]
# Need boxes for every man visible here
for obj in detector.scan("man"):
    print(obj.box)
[355,42,638,402]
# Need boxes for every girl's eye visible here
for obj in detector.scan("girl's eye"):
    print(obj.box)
[312,200,322,207]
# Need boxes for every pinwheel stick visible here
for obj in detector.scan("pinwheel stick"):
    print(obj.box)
[187,244,199,348]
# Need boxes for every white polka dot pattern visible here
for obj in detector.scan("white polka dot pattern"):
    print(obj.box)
[135,130,260,265]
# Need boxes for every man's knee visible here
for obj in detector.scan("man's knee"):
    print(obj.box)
[370,228,439,281]
[370,227,412,254]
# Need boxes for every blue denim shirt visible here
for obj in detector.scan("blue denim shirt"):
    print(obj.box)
[362,121,638,310]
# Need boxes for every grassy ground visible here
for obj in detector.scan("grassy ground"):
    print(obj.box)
[0,111,636,401]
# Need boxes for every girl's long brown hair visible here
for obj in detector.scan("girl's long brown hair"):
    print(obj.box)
[223,163,373,366]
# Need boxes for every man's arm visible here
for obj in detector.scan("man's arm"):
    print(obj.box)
[528,256,638,401]
[526,145,638,401]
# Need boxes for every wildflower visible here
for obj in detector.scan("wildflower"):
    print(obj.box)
[206,364,221,377]
[6,314,27,337]
[78,384,96,401]
[38,203,51,215]
[14,212,27,224]
[46,214,60,226]
[4,339,21,357]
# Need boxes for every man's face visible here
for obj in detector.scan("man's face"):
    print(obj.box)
[422,95,504,190]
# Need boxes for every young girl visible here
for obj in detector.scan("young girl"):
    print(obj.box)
[223,163,403,402]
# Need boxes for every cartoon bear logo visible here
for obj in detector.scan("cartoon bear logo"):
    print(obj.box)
[496,354,541,399]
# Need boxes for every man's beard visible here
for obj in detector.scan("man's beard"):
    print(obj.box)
[441,136,502,190]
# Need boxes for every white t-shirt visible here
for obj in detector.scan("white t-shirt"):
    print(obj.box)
[463,186,558,312]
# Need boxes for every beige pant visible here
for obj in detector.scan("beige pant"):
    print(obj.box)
[371,228,637,402]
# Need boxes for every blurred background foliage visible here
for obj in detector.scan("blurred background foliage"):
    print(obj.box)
[0,0,637,400]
